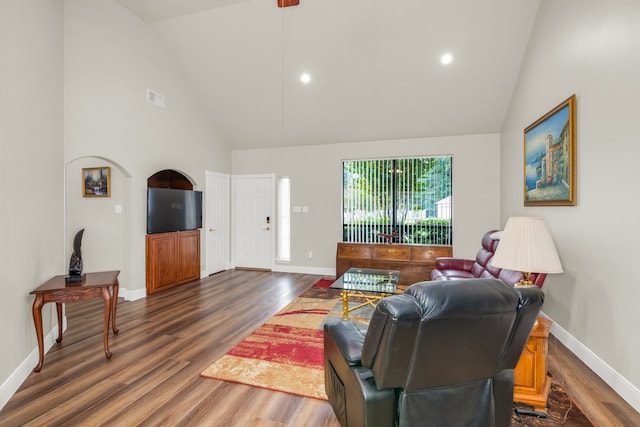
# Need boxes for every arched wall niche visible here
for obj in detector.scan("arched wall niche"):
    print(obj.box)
[146,169,200,295]
[147,170,194,190]
[64,156,131,297]
[145,168,202,295]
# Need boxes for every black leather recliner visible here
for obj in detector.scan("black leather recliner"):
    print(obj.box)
[324,278,544,427]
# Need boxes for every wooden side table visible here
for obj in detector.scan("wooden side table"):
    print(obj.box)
[30,271,120,373]
[513,316,552,413]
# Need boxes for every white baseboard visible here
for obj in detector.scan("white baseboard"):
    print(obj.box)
[544,312,640,413]
[0,321,63,411]
[119,286,146,301]
[272,264,335,276]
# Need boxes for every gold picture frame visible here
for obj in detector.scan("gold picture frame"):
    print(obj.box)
[524,94,576,206]
[82,166,111,197]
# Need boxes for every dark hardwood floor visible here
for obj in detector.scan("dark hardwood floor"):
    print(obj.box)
[1,270,638,426]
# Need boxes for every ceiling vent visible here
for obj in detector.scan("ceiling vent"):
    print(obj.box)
[146,89,165,108]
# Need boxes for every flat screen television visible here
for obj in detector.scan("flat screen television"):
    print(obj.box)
[147,188,203,234]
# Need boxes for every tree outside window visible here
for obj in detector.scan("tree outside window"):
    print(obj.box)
[343,156,452,245]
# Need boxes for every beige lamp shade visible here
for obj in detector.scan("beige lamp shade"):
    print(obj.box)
[491,217,563,274]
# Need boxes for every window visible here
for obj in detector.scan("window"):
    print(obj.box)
[342,156,452,245]
[277,176,291,261]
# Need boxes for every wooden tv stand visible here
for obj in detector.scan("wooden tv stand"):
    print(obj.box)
[336,242,452,287]
[146,230,200,295]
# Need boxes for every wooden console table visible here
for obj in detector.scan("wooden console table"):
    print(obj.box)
[513,316,552,412]
[336,242,452,286]
[30,270,120,373]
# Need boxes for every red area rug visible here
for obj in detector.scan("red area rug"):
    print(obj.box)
[200,279,344,400]
[311,278,334,288]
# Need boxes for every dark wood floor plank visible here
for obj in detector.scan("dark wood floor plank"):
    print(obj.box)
[19,380,126,427]
[137,377,227,426]
[546,335,640,426]
[1,269,638,426]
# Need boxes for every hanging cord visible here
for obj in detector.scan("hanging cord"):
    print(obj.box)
[281,7,285,128]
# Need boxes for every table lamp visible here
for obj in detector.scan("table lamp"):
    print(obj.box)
[491,217,563,286]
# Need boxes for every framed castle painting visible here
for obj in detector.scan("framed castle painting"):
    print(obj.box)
[82,166,111,197]
[524,94,576,206]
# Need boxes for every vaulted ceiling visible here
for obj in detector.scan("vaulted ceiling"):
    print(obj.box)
[115,0,540,149]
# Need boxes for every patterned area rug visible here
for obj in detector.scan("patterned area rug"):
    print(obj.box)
[200,282,359,400]
[513,382,593,426]
[201,279,592,425]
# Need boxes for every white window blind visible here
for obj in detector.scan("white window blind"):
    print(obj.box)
[342,156,452,245]
[277,176,291,261]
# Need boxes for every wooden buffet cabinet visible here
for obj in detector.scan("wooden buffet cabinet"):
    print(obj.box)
[146,230,200,295]
[336,242,453,287]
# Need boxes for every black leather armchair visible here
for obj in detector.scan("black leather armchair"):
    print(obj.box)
[324,278,544,427]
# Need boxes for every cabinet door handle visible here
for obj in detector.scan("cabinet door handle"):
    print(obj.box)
[264,227,271,231]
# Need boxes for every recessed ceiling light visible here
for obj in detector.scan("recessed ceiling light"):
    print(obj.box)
[441,53,453,65]
[300,73,311,84]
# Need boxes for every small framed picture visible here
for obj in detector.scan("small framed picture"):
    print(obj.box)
[82,166,111,197]
[524,94,576,206]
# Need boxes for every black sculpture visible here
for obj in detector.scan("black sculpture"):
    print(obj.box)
[66,228,85,283]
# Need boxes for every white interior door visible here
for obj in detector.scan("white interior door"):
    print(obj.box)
[205,171,230,275]
[232,174,274,270]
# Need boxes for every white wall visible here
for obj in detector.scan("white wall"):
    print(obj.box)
[501,0,640,409]
[232,134,501,273]
[64,0,232,296]
[0,0,64,407]
[65,158,128,285]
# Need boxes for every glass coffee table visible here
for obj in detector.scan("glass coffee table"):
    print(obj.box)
[330,268,400,320]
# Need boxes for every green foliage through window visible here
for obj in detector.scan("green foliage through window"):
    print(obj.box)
[343,157,452,245]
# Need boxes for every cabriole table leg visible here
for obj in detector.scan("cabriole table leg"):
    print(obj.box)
[32,295,45,373]
[101,287,113,359]
[111,280,119,335]
[55,303,63,343]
